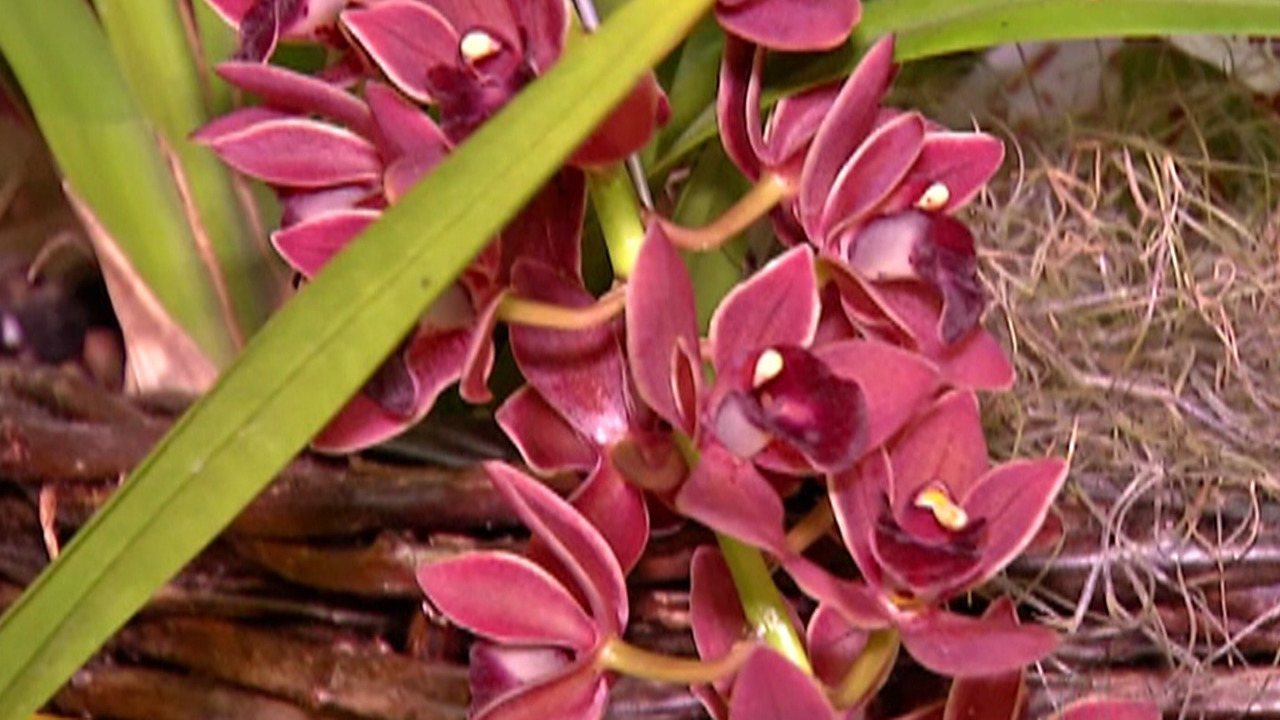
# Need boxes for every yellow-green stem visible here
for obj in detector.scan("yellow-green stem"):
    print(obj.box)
[717,534,813,674]
[832,628,899,708]
[497,285,626,329]
[597,637,754,684]
[658,171,791,251]
[588,166,647,278]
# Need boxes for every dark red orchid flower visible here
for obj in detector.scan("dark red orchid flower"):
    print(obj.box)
[205,0,350,61]
[715,0,860,52]
[195,62,590,451]
[718,33,1007,361]
[417,462,627,720]
[832,389,1068,604]
[626,226,939,555]
[340,0,668,164]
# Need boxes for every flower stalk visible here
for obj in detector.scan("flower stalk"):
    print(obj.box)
[597,637,755,684]
[497,285,627,329]
[658,172,791,250]
[717,534,813,674]
[587,166,649,278]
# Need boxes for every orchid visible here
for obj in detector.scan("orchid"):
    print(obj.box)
[417,462,628,720]
[715,0,861,52]
[205,0,350,61]
[341,0,668,164]
[627,227,939,555]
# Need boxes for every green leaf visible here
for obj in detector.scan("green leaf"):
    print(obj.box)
[96,0,274,340]
[0,0,236,363]
[0,0,713,716]
[652,0,1280,175]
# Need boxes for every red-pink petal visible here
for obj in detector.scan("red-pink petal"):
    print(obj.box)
[807,603,870,689]
[311,325,471,452]
[709,245,818,374]
[943,599,1027,720]
[819,112,926,238]
[341,1,458,104]
[960,458,1069,588]
[829,452,890,592]
[899,608,1058,678]
[270,209,379,277]
[499,170,586,282]
[570,462,649,575]
[781,555,889,629]
[759,82,841,175]
[474,661,608,720]
[716,0,860,52]
[496,386,598,476]
[484,463,629,635]
[627,224,701,434]
[889,390,990,511]
[571,73,669,168]
[886,132,1005,214]
[509,262,629,447]
[216,61,374,137]
[364,81,451,159]
[716,36,761,180]
[728,647,837,720]
[816,339,940,452]
[459,292,503,404]
[799,35,896,237]
[505,0,567,72]
[417,552,597,650]
[196,114,381,187]
[675,444,789,555]
[690,547,748,667]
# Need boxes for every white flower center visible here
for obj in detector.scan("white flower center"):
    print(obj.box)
[752,348,784,388]
[915,181,951,211]
[459,30,502,63]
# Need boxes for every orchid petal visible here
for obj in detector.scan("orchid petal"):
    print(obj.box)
[311,325,471,452]
[279,183,378,226]
[890,390,990,510]
[509,262,629,448]
[759,81,841,175]
[675,444,789,555]
[961,459,1069,588]
[427,0,519,47]
[799,36,896,238]
[194,114,381,187]
[627,224,701,434]
[484,462,628,635]
[505,0,568,72]
[781,555,889,629]
[716,0,860,52]
[418,552,598,650]
[270,209,380,277]
[341,1,459,104]
[469,644,572,715]
[807,603,870,689]
[571,73,669,168]
[570,462,649,574]
[717,36,761,180]
[459,292,503,404]
[500,170,586,282]
[709,245,818,374]
[820,112,926,238]
[204,0,256,25]
[828,453,888,591]
[496,386,598,476]
[815,339,940,452]
[690,547,749,668]
[235,0,305,61]
[937,327,1016,391]
[216,61,374,137]
[899,608,1057,678]
[474,661,607,720]
[729,647,837,720]
[364,81,451,159]
[887,132,1005,214]
[943,598,1027,720]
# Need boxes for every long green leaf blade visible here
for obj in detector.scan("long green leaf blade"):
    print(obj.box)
[0,0,235,362]
[96,0,274,337]
[0,0,712,716]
